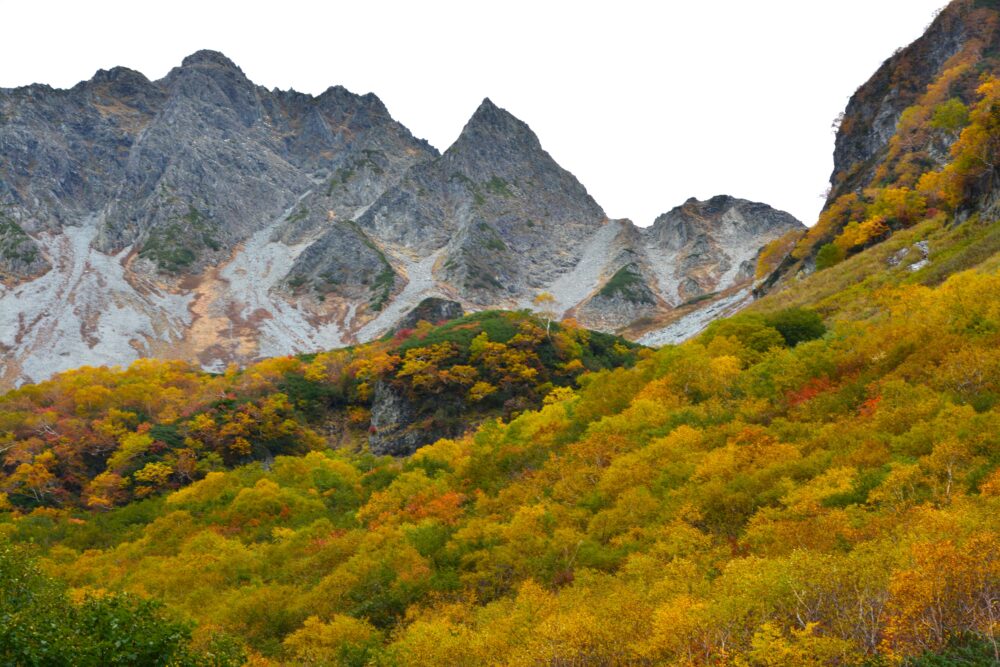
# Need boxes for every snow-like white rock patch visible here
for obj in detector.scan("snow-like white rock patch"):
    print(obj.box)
[535,220,624,314]
[642,239,685,307]
[355,248,447,341]
[0,222,192,387]
[219,215,347,359]
[638,288,754,347]
[713,209,767,288]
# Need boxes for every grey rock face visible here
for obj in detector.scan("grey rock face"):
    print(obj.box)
[0,52,804,388]
[0,211,48,282]
[547,196,803,333]
[368,377,472,456]
[0,50,438,386]
[0,66,165,233]
[577,261,659,330]
[640,195,803,302]
[99,53,305,263]
[368,380,432,456]
[355,98,607,303]
[282,216,397,307]
[0,49,436,273]
[395,298,465,331]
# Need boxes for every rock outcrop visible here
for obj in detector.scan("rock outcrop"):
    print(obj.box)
[828,4,985,201]
[822,0,1000,229]
[756,0,1000,291]
[642,196,802,302]
[395,298,465,331]
[368,380,423,457]
[0,211,48,282]
[368,379,466,457]
[559,196,803,332]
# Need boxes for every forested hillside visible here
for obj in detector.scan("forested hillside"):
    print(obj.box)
[0,310,636,511]
[2,269,999,664]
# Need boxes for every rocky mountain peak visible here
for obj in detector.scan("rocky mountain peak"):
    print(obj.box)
[654,196,798,233]
[828,0,996,202]
[352,96,607,301]
[165,49,255,104]
[146,54,260,140]
[466,97,523,130]
[448,98,544,162]
[307,86,398,129]
[89,66,150,86]
[700,194,739,213]
[751,0,1000,290]
[637,196,803,304]
[82,66,161,104]
[179,49,243,71]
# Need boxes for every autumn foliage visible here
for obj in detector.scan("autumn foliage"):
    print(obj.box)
[0,271,996,663]
[0,311,636,511]
[792,3,1000,269]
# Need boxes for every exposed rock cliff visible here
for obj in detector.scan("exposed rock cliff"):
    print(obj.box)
[567,196,802,333]
[750,0,1000,298]
[394,298,465,331]
[829,6,977,200]
[351,98,607,303]
[643,196,800,300]
[0,52,803,388]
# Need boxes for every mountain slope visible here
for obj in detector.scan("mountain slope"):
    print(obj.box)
[0,55,801,389]
[769,0,1000,285]
[3,262,998,664]
[751,1,1000,335]
[0,51,439,387]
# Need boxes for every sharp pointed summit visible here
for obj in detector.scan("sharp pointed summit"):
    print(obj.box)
[451,98,542,157]
[90,66,149,85]
[349,95,609,303]
[465,97,518,127]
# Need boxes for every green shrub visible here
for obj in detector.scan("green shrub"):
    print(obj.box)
[815,243,846,270]
[764,307,827,347]
[0,541,243,666]
[701,314,785,354]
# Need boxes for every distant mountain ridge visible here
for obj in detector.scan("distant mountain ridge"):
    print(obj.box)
[0,50,802,387]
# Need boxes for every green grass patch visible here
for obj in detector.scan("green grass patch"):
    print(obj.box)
[139,206,220,273]
[477,223,508,252]
[911,214,1000,285]
[599,265,655,304]
[369,265,396,311]
[285,206,308,225]
[757,213,1000,323]
[484,176,513,197]
[465,264,504,291]
[0,213,39,267]
[338,220,396,311]
[395,311,521,352]
[680,292,718,307]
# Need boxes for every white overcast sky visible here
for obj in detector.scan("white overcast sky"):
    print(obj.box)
[0,0,946,227]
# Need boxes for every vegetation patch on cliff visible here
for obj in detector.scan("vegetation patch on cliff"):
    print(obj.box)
[138,205,220,273]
